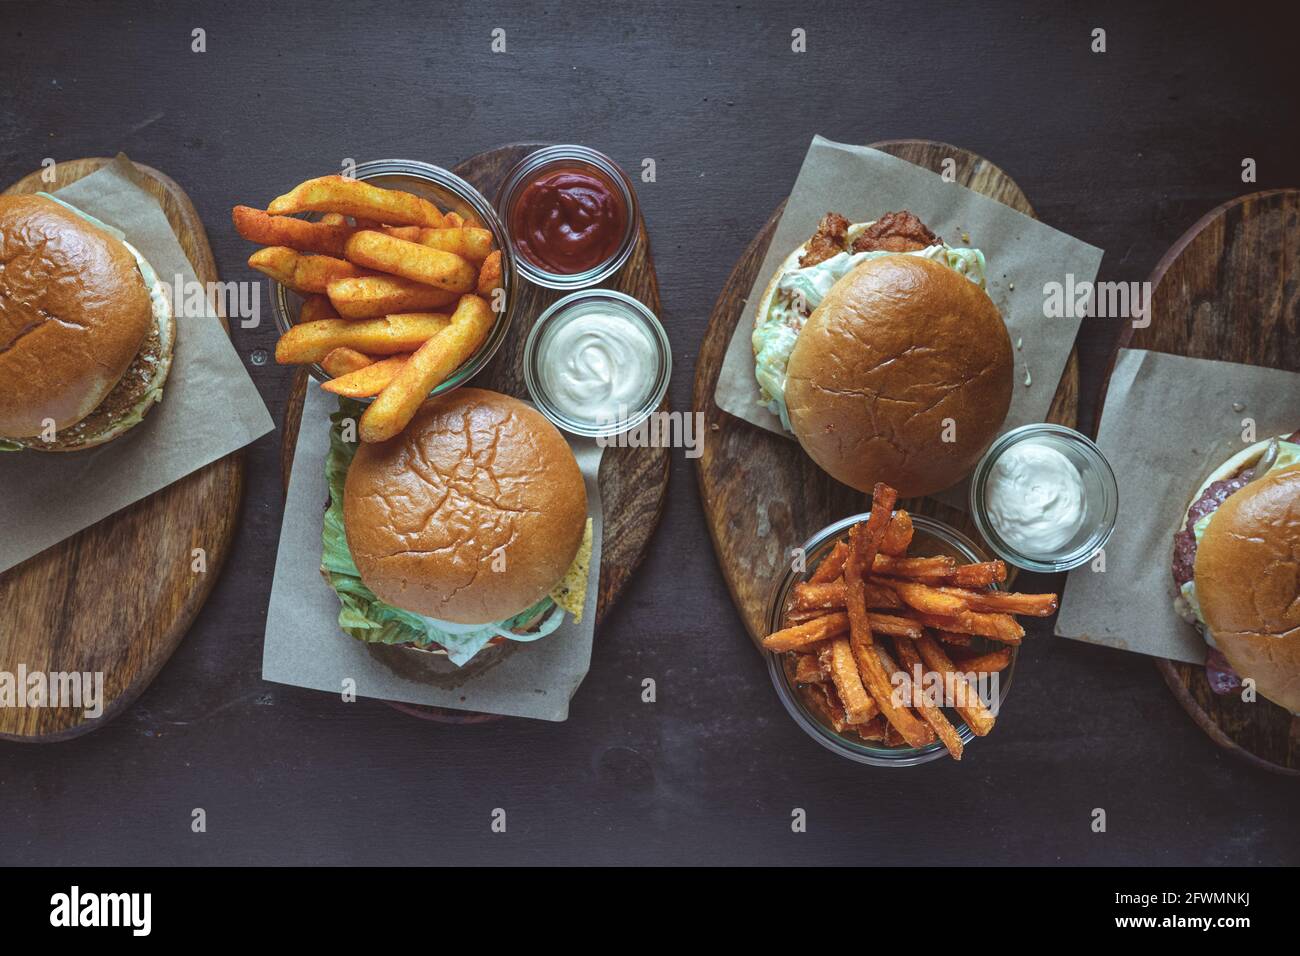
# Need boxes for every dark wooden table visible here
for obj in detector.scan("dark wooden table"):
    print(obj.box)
[1,1,1296,866]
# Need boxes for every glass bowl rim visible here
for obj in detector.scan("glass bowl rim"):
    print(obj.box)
[764,511,1016,767]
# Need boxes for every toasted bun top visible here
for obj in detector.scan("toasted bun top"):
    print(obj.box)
[1195,463,1300,712]
[783,255,1012,496]
[344,388,588,625]
[0,195,153,437]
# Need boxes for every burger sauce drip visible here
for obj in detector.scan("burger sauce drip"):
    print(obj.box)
[510,168,626,274]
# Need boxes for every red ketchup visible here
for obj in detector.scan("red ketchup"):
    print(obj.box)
[509,167,627,274]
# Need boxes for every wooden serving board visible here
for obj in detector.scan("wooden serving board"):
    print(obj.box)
[280,144,670,721]
[695,140,1078,644]
[1105,189,1300,775]
[0,158,243,742]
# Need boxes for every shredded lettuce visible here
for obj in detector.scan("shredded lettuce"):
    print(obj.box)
[321,400,564,667]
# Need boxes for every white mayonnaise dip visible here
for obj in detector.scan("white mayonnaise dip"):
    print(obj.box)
[536,307,657,424]
[984,441,1086,554]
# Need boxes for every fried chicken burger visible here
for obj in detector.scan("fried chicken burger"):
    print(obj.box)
[752,210,1012,496]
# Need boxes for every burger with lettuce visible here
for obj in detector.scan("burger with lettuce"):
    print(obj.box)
[0,194,174,451]
[752,210,1012,497]
[323,387,592,667]
[1172,433,1300,713]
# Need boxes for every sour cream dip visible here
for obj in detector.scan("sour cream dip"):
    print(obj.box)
[524,289,671,437]
[983,440,1086,553]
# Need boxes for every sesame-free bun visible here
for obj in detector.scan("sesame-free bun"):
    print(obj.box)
[1194,463,1300,713]
[784,255,1012,496]
[343,388,588,625]
[0,195,155,439]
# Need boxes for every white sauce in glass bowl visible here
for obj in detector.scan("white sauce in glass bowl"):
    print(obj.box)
[984,440,1086,554]
[536,307,657,425]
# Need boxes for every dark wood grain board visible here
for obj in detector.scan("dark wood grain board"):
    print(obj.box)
[279,144,670,719]
[695,140,1078,643]
[0,158,243,742]
[1106,189,1300,775]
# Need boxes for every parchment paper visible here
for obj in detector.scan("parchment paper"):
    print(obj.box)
[715,136,1104,500]
[1056,348,1300,663]
[0,154,273,572]
[262,385,606,722]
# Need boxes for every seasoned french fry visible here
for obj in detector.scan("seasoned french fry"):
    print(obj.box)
[916,633,997,736]
[320,347,375,377]
[413,226,494,263]
[274,312,450,364]
[317,212,349,226]
[880,510,914,556]
[299,294,340,324]
[359,295,495,443]
[381,225,423,241]
[232,205,354,256]
[327,275,458,319]
[249,247,368,295]
[320,353,412,398]
[476,248,503,298]
[828,638,879,725]
[934,586,1059,617]
[441,211,465,229]
[267,175,444,227]
[890,637,963,759]
[914,610,1024,645]
[344,230,477,292]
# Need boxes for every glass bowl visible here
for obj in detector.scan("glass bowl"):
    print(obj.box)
[270,159,516,398]
[495,145,639,290]
[969,423,1119,572]
[523,289,671,438]
[765,513,1016,767]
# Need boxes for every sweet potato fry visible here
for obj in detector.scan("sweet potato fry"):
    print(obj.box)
[299,294,340,324]
[935,629,973,648]
[934,587,1059,617]
[763,612,849,652]
[883,579,970,617]
[828,638,878,725]
[320,353,412,398]
[268,175,444,227]
[915,610,1024,645]
[476,248,503,298]
[851,638,933,748]
[359,294,495,443]
[951,648,1013,674]
[916,633,997,736]
[792,653,829,685]
[944,561,1008,588]
[249,247,368,295]
[867,613,924,640]
[809,682,849,734]
[872,553,956,580]
[808,540,849,585]
[344,230,477,293]
[320,347,374,377]
[791,579,901,612]
[232,205,355,256]
[853,715,887,743]
[879,510,913,556]
[890,637,963,759]
[851,483,897,577]
[274,312,450,364]
[327,275,458,319]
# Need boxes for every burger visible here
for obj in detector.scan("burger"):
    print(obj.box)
[1172,433,1300,713]
[752,210,1012,496]
[0,194,175,451]
[321,387,592,667]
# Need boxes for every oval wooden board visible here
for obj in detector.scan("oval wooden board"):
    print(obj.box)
[1105,189,1300,775]
[280,144,670,721]
[0,158,243,743]
[695,139,1078,645]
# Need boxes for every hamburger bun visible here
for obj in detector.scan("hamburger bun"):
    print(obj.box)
[784,255,1012,496]
[0,194,173,450]
[1193,463,1300,713]
[343,388,587,625]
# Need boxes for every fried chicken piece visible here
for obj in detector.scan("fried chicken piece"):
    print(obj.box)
[850,210,939,253]
[799,211,851,267]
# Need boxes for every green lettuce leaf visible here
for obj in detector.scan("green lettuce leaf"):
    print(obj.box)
[321,399,563,667]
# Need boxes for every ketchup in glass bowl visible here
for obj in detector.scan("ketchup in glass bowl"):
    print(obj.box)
[498,146,638,290]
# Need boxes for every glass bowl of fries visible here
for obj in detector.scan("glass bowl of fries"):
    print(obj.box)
[269,159,516,398]
[765,512,1018,767]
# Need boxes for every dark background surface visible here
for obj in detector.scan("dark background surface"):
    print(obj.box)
[1,1,1296,866]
